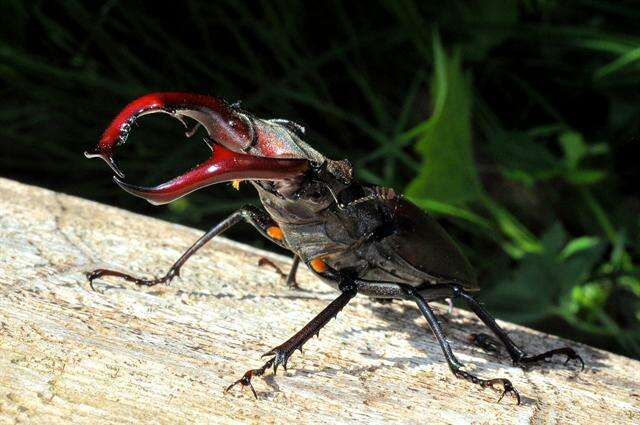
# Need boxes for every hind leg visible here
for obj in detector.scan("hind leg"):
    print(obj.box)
[401,285,521,404]
[417,283,584,370]
[452,285,584,369]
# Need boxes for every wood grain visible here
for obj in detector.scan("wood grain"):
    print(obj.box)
[0,177,638,424]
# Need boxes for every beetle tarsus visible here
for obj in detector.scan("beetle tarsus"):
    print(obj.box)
[453,368,520,404]
[225,358,274,399]
[225,349,293,398]
[86,268,178,289]
[515,347,585,371]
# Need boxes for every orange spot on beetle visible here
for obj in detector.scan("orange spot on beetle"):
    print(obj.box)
[310,257,327,273]
[267,226,283,241]
[231,180,242,190]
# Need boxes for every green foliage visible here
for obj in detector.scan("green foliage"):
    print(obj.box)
[407,37,543,258]
[483,224,605,322]
[405,34,480,205]
[1,1,639,358]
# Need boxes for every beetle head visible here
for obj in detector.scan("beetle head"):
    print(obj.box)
[85,92,325,204]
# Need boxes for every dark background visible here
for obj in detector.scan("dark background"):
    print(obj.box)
[1,1,639,358]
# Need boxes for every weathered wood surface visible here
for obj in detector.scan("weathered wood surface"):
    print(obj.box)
[0,177,638,424]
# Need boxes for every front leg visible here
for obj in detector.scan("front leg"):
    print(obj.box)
[226,280,357,398]
[87,205,288,289]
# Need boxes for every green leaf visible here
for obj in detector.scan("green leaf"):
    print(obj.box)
[408,196,493,230]
[558,131,608,185]
[560,236,601,260]
[481,224,605,324]
[488,130,562,186]
[480,224,565,321]
[482,195,543,254]
[566,169,607,185]
[595,46,640,79]
[405,33,480,205]
[568,283,609,315]
[559,131,587,169]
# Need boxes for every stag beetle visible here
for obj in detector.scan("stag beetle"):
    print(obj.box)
[85,92,584,404]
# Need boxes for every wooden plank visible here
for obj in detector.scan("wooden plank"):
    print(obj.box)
[0,177,638,424]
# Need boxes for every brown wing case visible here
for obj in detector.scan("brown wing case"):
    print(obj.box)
[383,197,479,290]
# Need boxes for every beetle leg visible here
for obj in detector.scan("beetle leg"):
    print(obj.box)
[87,206,287,289]
[285,256,301,288]
[454,287,585,370]
[225,282,357,398]
[257,255,301,289]
[402,285,521,405]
